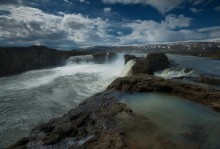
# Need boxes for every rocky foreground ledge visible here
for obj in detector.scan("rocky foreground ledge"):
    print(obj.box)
[108,75,220,111]
[9,91,132,149]
[8,53,220,149]
[9,75,220,149]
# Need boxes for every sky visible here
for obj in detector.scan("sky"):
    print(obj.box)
[0,0,220,50]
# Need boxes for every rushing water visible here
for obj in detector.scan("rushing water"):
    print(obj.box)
[0,53,219,148]
[120,93,220,149]
[167,54,220,78]
[125,53,220,80]
[0,54,124,148]
[120,59,136,77]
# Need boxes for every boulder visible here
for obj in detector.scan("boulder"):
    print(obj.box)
[124,54,136,64]
[132,53,170,75]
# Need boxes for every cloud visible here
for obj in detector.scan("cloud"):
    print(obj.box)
[146,0,184,13]
[0,5,115,49]
[102,0,185,13]
[190,0,205,6]
[190,7,203,13]
[118,17,220,45]
[102,0,212,13]
[0,4,219,49]
[104,7,112,13]
[64,0,90,5]
[79,0,90,4]
[215,6,220,11]
[163,14,192,29]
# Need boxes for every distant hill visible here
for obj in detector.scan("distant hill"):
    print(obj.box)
[78,42,220,52]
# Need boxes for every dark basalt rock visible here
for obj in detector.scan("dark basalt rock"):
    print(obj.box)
[131,53,170,75]
[198,76,220,85]
[0,46,108,77]
[184,68,192,73]
[8,91,132,149]
[124,54,136,64]
[8,137,29,149]
[0,46,68,76]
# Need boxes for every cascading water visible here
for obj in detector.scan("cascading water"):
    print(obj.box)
[1,53,220,148]
[120,59,136,77]
[66,55,94,64]
[167,54,220,78]
[104,52,110,63]
[0,53,125,148]
[154,68,198,79]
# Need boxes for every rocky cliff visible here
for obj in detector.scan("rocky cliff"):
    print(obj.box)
[0,46,119,76]
[0,46,68,76]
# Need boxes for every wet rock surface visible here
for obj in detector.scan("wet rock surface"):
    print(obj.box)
[9,90,195,149]
[9,75,220,148]
[197,76,220,85]
[124,54,137,64]
[8,91,132,149]
[107,75,220,111]
[128,53,170,75]
[0,46,69,76]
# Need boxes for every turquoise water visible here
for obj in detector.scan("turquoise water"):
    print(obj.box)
[121,93,220,149]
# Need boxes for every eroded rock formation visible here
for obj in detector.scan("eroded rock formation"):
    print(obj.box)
[0,46,68,76]
[126,53,170,75]
[107,75,220,111]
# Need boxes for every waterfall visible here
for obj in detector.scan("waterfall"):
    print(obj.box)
[66,55,94,64]
[105,52,110,63]
[154,68,197,79]
[120,59,136,77]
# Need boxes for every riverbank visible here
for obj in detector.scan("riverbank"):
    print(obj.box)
[8,74,220,148]
[8,53,220,149]
[166,50,220,60]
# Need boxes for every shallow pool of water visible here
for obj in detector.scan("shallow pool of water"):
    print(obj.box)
[120,92,220,149]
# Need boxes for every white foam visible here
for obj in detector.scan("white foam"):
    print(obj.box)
[120,60,136,77]
[0,54,125,91]
[78,135,94,146]
[154,68,197,79]
[66,55,94,64]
